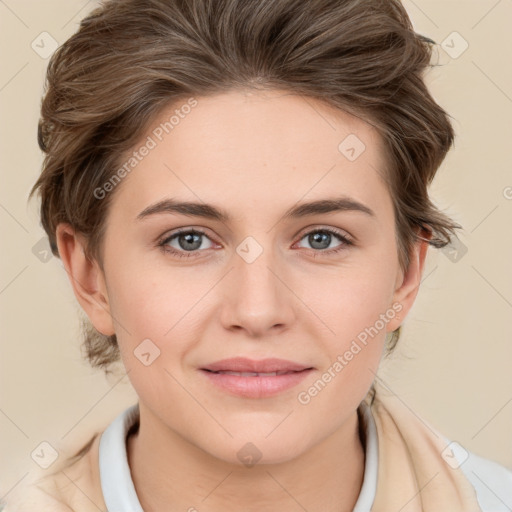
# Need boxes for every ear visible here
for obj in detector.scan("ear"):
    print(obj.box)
[55,223,115,336]
[386,227,431,332]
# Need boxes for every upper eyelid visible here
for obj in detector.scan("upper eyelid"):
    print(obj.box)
[160,225,352,247]
[161,227,214,243]
[295,225,352,240]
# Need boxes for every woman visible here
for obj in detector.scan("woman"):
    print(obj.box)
[3,0,511,510]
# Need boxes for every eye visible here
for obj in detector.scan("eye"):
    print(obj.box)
[157,226,354,260]
[294,228,353,255]
[158,229,215,258]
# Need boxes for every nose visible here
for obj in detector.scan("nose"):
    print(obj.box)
[219,239,296,338]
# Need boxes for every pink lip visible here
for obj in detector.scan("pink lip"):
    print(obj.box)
[201,357,312,373]
[200,357,314,398]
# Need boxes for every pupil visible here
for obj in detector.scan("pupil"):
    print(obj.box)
[180,232,201,251]
[310,232,330,250]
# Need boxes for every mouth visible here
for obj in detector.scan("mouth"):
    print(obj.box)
[199,358,314,398]
[202,369,308,377]
[201,357,313,374]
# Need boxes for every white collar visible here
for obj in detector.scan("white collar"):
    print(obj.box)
[99,400,378,511]
[353,399,379,511]
[99,403,143,511]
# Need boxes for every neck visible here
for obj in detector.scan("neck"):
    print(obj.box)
[127,404,366,512]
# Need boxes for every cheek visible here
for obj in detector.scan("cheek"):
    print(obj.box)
[296,259,397,395]
[294,273,393,421]
[106,261,211,356]
[106,248,164,324]
[300,262,397,341]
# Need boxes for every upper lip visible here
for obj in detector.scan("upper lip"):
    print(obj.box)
[201,357,312,373]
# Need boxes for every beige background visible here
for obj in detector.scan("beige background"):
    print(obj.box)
[1,0,511,499]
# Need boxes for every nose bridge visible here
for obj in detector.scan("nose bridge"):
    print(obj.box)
[220,234,294,335]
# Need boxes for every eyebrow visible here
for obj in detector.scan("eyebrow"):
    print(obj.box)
[136,196,376,222]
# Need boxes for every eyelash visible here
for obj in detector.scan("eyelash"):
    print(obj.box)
[157,227,354,259]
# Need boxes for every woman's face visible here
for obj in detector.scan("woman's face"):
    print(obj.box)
[88,89,415,464]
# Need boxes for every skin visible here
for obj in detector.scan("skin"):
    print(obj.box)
[56,89,429,512]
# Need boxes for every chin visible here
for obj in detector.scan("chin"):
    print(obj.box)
[201,434,310,468]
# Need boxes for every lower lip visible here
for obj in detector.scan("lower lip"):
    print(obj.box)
[200,369,313,398]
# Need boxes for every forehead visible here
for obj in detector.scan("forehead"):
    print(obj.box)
[148,89,385,168]
[110,89,392,221]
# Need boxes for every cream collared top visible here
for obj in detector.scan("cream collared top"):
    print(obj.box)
[3,388,512,511]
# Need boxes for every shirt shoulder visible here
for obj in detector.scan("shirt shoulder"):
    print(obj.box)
[0,476,75,512]
[444,437,512,512]
[1,433,106,512]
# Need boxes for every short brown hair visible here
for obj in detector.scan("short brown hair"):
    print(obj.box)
[30,0,462,374]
